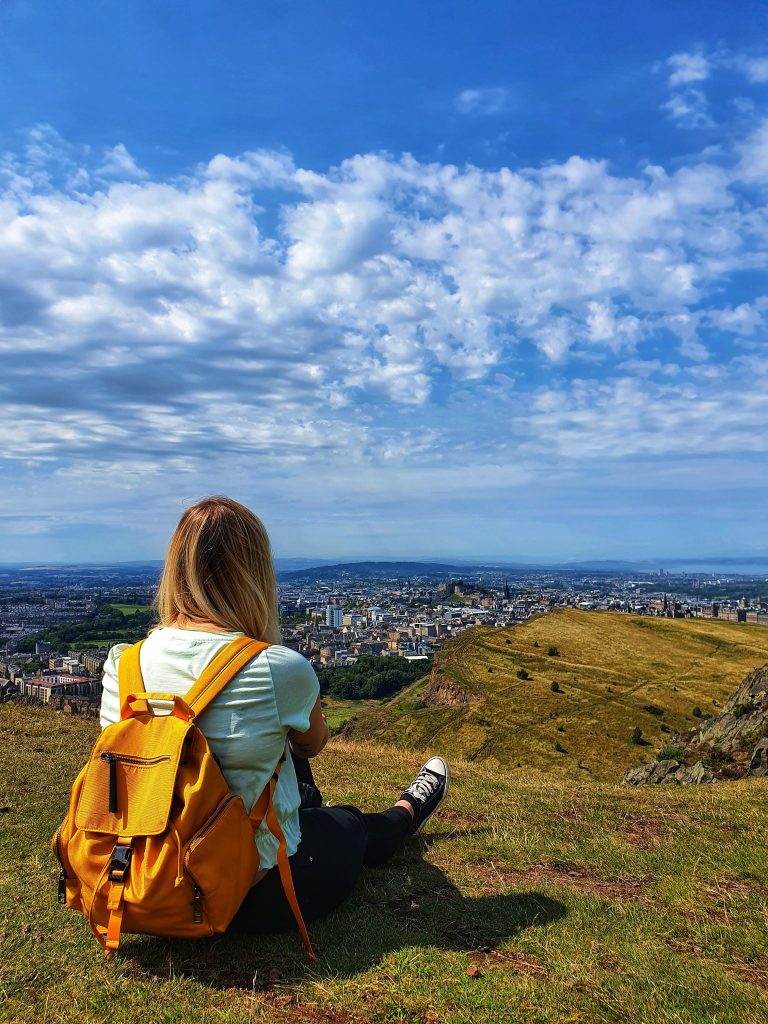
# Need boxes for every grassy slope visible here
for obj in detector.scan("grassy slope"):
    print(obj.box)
[1,704,767,1024]
[347,610,768,780]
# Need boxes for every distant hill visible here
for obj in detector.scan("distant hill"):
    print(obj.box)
[344,609,768,780]
[276,559,488,581]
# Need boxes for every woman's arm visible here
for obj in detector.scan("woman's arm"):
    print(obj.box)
[288,695,329,758]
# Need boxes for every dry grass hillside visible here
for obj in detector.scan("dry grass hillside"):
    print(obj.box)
[345,609,768,780]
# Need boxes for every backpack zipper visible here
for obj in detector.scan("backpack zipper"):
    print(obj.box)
[183,797,236,925]
[100,752,171,814]
[53,823,69,904]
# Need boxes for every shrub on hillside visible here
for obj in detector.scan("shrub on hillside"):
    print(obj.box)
[656,746,684,762]
[547,646,560,657]
[631,726,645,745]
[397,700,427,713]
[516,668,530,680]
[703,746,734,768]
[692,706,703,718]
[732,701,757,718]
[643,704,664,717]
[551,681,562,693]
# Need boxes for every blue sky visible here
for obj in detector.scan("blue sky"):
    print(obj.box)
[1,1,767,563]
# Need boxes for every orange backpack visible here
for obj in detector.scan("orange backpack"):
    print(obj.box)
[52,636,315,959]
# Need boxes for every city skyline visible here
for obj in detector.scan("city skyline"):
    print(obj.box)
[2,2,768,562]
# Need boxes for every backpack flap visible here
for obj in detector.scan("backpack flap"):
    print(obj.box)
[75,714,193,837]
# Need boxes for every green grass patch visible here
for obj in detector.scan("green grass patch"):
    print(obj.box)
[109,603,152,616]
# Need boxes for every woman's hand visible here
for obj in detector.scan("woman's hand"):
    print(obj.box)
[288,696,329,758]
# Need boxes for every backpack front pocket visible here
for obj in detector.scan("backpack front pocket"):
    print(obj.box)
[75,716,192,836]
[184,795,260,932]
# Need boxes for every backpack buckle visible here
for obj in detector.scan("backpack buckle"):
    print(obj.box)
[108,843,132,883]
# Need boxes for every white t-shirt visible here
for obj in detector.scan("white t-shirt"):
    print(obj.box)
[99,627,320,870]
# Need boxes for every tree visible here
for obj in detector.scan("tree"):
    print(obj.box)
[516,668,530,680]
[631,726,644,745]
[550,681,561,693]
[547,646,560,657]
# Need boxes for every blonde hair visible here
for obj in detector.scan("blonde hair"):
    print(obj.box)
[154,496,281,644]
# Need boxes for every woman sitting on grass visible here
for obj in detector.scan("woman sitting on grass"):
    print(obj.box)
[99,495,450,937]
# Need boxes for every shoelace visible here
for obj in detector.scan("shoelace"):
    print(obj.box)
[408,768,441,803]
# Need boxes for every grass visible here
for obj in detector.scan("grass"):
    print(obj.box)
[347,609,768,780]
[108,604,152,616]
[1,703,767,1024]
[322,697,380,732]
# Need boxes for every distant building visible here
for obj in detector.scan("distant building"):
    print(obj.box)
[18,674,97,704]
[325,605,344,628]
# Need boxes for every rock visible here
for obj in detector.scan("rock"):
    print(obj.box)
[623,759,715,786]
[422,669,477,707]
[624,759,681,785]
[675,761,715,785]
[695,665,768,751]
[624,662,768,785]
[747,737,768,778]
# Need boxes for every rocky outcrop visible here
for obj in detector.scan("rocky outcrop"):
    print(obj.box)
[421,670,477,707]
[623,662,768,786]
[624,759,715,786]
[748,737,768,777]
[695,664,768,750]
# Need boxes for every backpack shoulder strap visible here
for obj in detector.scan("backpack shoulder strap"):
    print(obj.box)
[250,755,316,960]
[184,637,270,718]
[117,640,146,715]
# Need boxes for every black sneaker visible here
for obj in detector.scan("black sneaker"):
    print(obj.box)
[399,756,450,834]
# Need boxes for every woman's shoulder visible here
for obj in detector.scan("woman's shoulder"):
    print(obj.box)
[104,641,132,670]
[262,644,316,675]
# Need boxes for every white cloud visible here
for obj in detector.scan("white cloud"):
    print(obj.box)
[661,48,768,129]
[0,97,767,546]
[526,359,768,460]
[743,57,768,83]
[666,52,711,87]
[662,88,714,129]
[454,88,510,115]
[736,117,768,182]
[96,143,148,180]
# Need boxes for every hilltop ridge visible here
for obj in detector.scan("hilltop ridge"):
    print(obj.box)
[343,609,768,780]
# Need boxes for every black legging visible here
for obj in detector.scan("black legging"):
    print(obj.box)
[228,755,412,934]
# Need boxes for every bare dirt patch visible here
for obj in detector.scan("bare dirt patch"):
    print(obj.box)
[729,958,768,993]
[617,816,667,850]
[467,857,655,903]
[666,940,768,994]
[471,948,550,978]
[262,997,362,1023]
[703,878,768,897]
